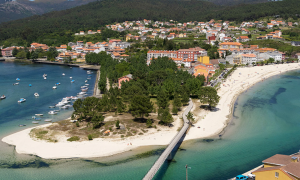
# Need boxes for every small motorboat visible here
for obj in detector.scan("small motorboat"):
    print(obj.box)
[32,121,39,124]
[0,95,6,100]
[71,80,75,83]
[87,70,91,74]
[34,92,39,97]
[55,83,60,86]
[81,86,87,89]
[44,77,47,80]
[16,78,20,81]
[60,106,68,109]
[32,116,36,119]
[53,86,57,89]
[43,74,47,77]
[18,98,26,103]
[35,114,43,116]
[81,88,88,92]
[62,73,65,76]
[48,111,57,115]
[49,106,55,108]
[34,117,41,121]
[19,124,26,127]
[85,84,89,86]
[85,80,88,83]
[87,77,91,80]
[70,77,72,79]
[29,84,32,87]
[13,82,19,85]
[44,119,52,122]
[71,96,78,100]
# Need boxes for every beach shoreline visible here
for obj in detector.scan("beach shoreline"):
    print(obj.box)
[2,63,300,159]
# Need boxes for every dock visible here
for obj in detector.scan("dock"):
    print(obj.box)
[143,99,193,180]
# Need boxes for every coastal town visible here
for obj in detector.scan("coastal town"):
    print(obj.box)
[1,1,300,179]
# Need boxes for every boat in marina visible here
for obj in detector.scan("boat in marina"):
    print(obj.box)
[44,77,47,80]
[87,70,91,74]
[81,86,87,89]
[32,121,39,124]
[43,74,47,77]
[55,83,60,86]
[62,73,65,76]
[81,88,88,92]
[49,106,55,108]
[71,80,75,83]
[35,114,43,116]
[0,95,6,100]
[70,77,72,79]
[48,111,57,115]
[19,124,26,127]
[60,106,68,109]
[87,77,91,80]
[44,119,52,122]
[85,80,88,83]
[29,84,32,87]
[16,78,20,81]
[34,92,39,97]
[54,110,60,112]
[85,84,89,86]
[13,82,19,85]
[53,86,57,89]
[18,98,26,103]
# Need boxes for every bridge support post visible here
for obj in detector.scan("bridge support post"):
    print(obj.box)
[167,152,173,161]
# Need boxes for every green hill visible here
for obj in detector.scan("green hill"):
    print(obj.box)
[0,0,298,46]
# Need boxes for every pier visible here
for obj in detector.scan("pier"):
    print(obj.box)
[143,99,193,180]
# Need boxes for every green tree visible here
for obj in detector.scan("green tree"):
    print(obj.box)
[157,88,169,109]
[172,104,178,115]
[116,120,120,129]
[158,108,173,125]
[12,47,19,57]
[129,95,153,118]
[186,111,195,124]
[268,58,275,64]
[146,118,153,128]
[26,51,31,59]
[0,49,2,57]
[67,46,72,51]
[198,87,220,110]
[16,51,26,59]
[31,50,39,60]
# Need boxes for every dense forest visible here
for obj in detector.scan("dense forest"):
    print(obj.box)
[0,0,297,46]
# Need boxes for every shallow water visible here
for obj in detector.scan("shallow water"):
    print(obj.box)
[1,63,300,180]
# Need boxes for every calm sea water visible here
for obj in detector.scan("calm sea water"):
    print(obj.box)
[1,62,300,180]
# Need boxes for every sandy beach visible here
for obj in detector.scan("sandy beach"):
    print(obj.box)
[2,63,300,159]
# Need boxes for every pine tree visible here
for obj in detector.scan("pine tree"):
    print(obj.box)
[157,88,169,109]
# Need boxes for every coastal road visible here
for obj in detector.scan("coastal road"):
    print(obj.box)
[143,99,194,180]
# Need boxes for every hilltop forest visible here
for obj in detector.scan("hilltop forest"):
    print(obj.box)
[0,0,299,46]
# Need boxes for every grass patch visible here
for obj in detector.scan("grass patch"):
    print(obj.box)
[67,136,80,142]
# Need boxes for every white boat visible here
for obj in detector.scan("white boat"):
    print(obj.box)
[60,106,68,109]
[32,121,39,124]
[53,86,57,89]
[85,80,88,83]
[48,111,57,115]
[71,96,78,100]
[49,106,55,108]
[54,110,60,112]
[85,84,89,86]
[0,95,6,100]
[87,70,91,74]
[81,88,88,92]
[44,119,52,122]
[44,77,47,80]
[87,77,91,80]
[70,77,72,79]
[35,114,43,116]
[32,116,36,119]
[78,92,86,95]
[56,103,64,107]
[43,74,47,77]
[34,92,39,97]
[62,73,65,76]
[81,86,87,89]
[13,82,19,85]
[18,98,26,103]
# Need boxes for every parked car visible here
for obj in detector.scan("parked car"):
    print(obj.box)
[236,175,248,180]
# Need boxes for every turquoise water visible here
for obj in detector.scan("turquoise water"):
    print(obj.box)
[1,62,300,180]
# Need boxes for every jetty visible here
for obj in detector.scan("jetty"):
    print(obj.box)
[32,60,100,70]
[143,99,193,180]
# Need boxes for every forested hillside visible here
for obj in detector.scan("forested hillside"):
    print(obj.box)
[0,0,297,46]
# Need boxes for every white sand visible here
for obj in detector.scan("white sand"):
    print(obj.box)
[2,63,300,159]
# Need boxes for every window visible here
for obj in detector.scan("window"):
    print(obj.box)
[275,172,279,178]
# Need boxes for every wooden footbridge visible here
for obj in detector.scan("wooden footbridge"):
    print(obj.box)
[143,99,193,180]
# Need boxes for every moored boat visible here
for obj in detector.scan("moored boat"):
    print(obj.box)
[34,92,39,97]
[35,114,43,116]
[0,95,6,100]
[32,121,39,124]
[62,73,65,76]
[71,80,75,83]
[49,106,55,108]
[44,119,52,122]
[18,98,26,103]
[16,78,20,81]
[48,111,57,115]
[53,86,57,89]
[19,124,26,127]
[13,82,19,85]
